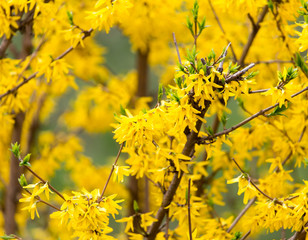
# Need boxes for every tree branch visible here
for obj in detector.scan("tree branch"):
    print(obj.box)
[0,29,93,102]
[147,101,211,240]
[98,143,124,202]
[199,86,308,143]
[239,6,269,66]
[208,0,237,62]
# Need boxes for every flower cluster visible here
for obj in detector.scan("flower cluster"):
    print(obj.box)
[50,189,123,240]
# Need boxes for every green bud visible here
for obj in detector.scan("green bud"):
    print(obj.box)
[10,142,21,159]
[18,174,28,187]
[19,153,31,167]
[0,235,17,240]
[133,200,140,213]
[119,104,126,116]
[67,11,74,26]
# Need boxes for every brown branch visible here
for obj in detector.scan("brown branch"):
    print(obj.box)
[218,42,231,73]
[200,86,308,143]
[24,189,60,211]
[187,179,193,240]
[98,143,124,202]
[172,32,183,65]
[194,16,198,49]
[4,113,25,234]
[232,158,279,202]
[240,230,251,240]
[0,29,93,102]
[227,123,307,233]
[248,88,269,94]
[165,209,169,240]
[227,197,256,233]
[225,63,255,83]
[239,6,269,66]
[0,8,36,59]
[0,36,13,59]
[17,36,46,82]
[136,48,149,97]
[272,7,293,59]
[147,101,211,240]
[23,165,65,201]
[288,222,308,240]
[253,60,292,65]
[208,0,237,62]
[277,126,306,171]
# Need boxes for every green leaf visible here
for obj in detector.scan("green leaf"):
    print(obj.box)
[295,52,308,76]
[245,70,259,80]
[221,113,227,127]
[133,200,140,213]
[19,153,31,167]
[304,158,308,166]
[119,105,126,116]
[0,235,17,240]
[186,17,194,36]
[228,62,240,74]
[174,77,182,88]
[186,45,198,63]
[231,231,242,240]
[207,49,216,64]
[198,16,207,35]
[9,142,21,159]
[18,174,28,187]
[268,0,274,13]
[267,103,290,117]
[207,126,214,136]
[301,0,308,10]
[67,11,74,26]
[192,0,199,21]
[207,198,214,207]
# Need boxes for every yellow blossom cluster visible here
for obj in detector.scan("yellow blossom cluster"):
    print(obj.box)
[50,189,123,240]
[1,0,308,240]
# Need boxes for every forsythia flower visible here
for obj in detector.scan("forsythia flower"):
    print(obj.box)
[50,189,123,240]
[227,174,257,204]
[87,0,132,33]
[19,182,53,219]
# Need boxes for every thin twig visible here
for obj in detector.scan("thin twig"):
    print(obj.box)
[98,143,124,201]
[227,197,256,232]
[165,209,169,240]
[0,36,13,59]
[208,0,237,62]
[16,36,47,82]
[240,230,251,240]
[239,6,269,66]
[231,158,277,202]
[24,189,61,211]
[194,16,198,49]
[172,32,183,65]
[278,125,306,169]
[187,178,193,240]
[231,158,245,174]
[227,124,307,233]
[218,42,231,73]
[253,60,292,65]
[0,29,93,102]
[248,88,269,94]
[225,63,255,83]
[23,165,65,201]
[200,86,308,142]
[147,103,211,240]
